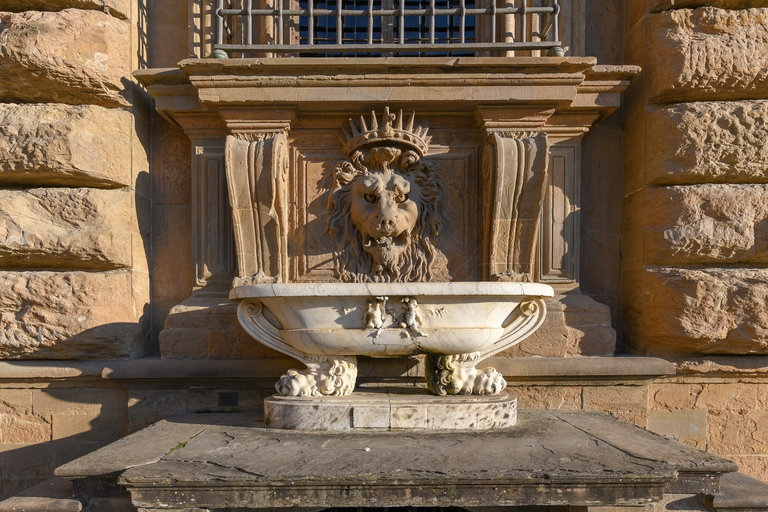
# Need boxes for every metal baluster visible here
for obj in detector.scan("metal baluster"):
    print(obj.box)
[399,0,404,44]
[278,0,284,44]
[520,0,527,43]
[429,0,435,44]
[246,0,253,45]
[308,0,314,45]
[217,0,224,46]
[490,0,496,43]
[552,0,559,43]
[368,0,374,44]
[337,0,343,44]
[459,0,465,43]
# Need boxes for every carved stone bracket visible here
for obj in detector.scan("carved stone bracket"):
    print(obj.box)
[482,132,550,281]
[225,133,290,284]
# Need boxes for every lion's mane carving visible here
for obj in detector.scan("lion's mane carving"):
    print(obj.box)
[327,145,450,283]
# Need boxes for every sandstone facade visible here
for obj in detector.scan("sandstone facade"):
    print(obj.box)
[0,188,134,270]
[0,9,130,107]
[1,1,129,19]
[647,8,768,103]
[646,101,768,185]
[0,271,149,359]
[0,104,134,187]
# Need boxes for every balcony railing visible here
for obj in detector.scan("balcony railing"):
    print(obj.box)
[214,0,562,57]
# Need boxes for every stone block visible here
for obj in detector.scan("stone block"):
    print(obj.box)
[126,390,188,432]
[0,10,130,107]
[0,1,129,19]
[0,104,134,188]
[0,188,133,270]
[506,385,582,410]
[582,385,648,412]
[51,412,127,443]
[641,184,768,265]
[647,8,768,103]
[32,387,127,416]
[647,101,768,185]
[626,0,764,31]
[647,410,708,443]
[0,271,150,359]
[0,389,32,415]
[727,455,768,483]
[650,383,703,410]
[709,409,768,455]
[0,414,51,443]
[0,443,55,500]
[624,267,768,355]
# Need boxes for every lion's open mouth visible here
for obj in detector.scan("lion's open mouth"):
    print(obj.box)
[363,231,410,252]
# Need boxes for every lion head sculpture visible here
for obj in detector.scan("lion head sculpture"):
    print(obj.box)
[327,108,450,283]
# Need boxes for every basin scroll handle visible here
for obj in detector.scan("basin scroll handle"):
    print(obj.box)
[478,297,548,361]
[237,299,311,364]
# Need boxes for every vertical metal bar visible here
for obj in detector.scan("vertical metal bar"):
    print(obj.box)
[217,0,224,45]
[309,0,314,45]
[429,0,435,44]
[521,0,527,43]
[399,0,404,44]
[278,0,284,44]
[490,0,496,43]
[459,0,465,43]
[246,0,253,45]
[368,0,374,44]
[337,0,343,44]
[553,0,559,42]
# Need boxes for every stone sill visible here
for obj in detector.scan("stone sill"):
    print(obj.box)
[0,356,673,382]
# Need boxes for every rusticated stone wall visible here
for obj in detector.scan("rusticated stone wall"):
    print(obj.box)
[0,0,149,498]
[624,0,768,481]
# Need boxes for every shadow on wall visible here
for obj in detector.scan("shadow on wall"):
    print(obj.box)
[0,384,129,500]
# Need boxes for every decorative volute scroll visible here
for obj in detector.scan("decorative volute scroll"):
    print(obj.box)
[225,133,290,284]
[482,132,550,282]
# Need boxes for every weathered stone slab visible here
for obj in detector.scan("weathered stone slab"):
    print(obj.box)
[642,184,768,264]
[0,104,133,188]
[0,271,149,359]
[648,8,768,103]
[647,102,768,184]
[0,188,133,270]
[0,10,130,107]
[625,267,768,355]
[0,1,128,19]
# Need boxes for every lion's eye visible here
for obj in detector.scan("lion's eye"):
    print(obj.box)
[395,193,408,203]
[364,193,378,204]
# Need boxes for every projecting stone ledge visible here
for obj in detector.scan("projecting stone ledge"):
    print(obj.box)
[56,410,737,510]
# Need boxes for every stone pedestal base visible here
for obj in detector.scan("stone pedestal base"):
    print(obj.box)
[264,388,517,431]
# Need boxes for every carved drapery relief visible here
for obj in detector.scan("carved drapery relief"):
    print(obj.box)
[225,133,289,284]
[482,132,550,282]
[326,108,450,283]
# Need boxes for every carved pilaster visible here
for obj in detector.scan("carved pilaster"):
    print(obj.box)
[225,133,290,284]
[481,132,550,282]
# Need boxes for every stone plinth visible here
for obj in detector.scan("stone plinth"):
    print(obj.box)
[56,411,738,510]
[264,388,517,430]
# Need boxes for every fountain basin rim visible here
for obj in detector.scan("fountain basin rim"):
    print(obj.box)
[230,281,555,299]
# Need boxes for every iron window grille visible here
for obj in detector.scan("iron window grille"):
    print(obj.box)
[214,0,562,57]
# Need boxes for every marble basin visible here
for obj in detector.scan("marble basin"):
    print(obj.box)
[232,282,553,358]
[232,282,553,396]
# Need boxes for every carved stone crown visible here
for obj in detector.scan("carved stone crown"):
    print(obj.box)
[341,107,431,157]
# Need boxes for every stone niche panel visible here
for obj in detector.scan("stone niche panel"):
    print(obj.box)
[0,270,150,359]
[0,104,134,188]
[0,9,130,107]
[641,184,768,265]
[647,101,768,185]
[624,266,768,355]
[288,114,482,282]
[0,188,134,270]
[647,7,768,103]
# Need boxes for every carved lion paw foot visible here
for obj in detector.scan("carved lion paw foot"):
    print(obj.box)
[275,356,358,397]
[426,353,507,396]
